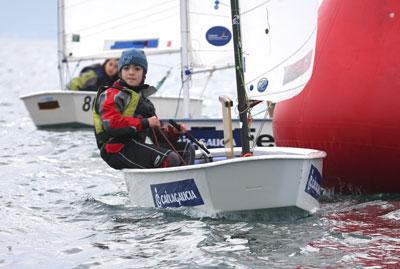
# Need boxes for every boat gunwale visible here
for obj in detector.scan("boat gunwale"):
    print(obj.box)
[123,147,326,174]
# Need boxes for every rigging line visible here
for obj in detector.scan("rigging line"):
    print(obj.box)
[64,0,175,13]
[189,11,230,18]
[265,7,272,55]
[217,1,230,8]
[71,60,82,78]
[151,128,160,147]
[63,63,71,89]
[199,71,215,99]
[66,13,177,42]
[245,26,317,85]
[174,81,186,118]
[66,8,177,37]
[157,129,187,166]
[251,107,268,117]
[66,0,177,34]
[240,0,273,15]
[63,60,75,88]
[251,108,269,152]
[244,98,261,149]
[85,13,177,38]
[151,112,186,165]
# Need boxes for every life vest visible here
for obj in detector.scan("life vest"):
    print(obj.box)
[67,64,102,91]
[93,85,140,149]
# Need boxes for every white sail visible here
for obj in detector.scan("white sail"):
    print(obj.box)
[187,0,235,71]
[63,0,181,61]
[240,0,319,102]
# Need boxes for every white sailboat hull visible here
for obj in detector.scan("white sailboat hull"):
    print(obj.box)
[20,91,203,128]
[124,147,326,216]
[19,91,275,148]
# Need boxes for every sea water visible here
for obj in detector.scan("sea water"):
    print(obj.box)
[0,38,399,269]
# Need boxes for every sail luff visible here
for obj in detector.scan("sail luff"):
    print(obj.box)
[57,0,66,90]
[230,0,250,155]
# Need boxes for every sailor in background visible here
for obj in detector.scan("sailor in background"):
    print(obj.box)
[93,49,195,169]
[67,58,119,91]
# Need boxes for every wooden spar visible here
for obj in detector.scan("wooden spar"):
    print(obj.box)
[229,0,250,155]
[219,95,234,159]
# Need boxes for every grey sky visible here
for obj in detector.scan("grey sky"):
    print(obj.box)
[0,0,57,39]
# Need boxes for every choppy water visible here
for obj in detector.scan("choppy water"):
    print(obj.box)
[0,38,399,269]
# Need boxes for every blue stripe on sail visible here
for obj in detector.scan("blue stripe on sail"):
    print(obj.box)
[110,39,159,49]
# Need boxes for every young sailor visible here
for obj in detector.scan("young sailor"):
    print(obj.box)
[93,49,195,169]
[67,58,119,91]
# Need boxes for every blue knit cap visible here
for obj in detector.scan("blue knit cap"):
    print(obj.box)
[118,49,148,73]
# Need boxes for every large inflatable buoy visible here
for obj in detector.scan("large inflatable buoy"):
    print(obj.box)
[273,0,400,193]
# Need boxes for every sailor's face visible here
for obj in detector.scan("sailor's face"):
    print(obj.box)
[104,58,118,76]
[121,64,144,86]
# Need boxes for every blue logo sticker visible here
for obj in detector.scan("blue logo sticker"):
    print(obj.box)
[206,26,232,46]
[257,78,269,92]
[151,179,204,208]
[182,129,242,149]
[305,165,322,199]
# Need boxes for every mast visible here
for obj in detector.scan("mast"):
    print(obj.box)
[180,0,191,118]
[230,0,250,154]
[57,0,66,90]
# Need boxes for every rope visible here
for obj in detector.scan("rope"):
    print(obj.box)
[156,128,187,166]
[199,70,215,99]
[174,74,190,117]
[251,104,270,152]
[151,128,160,147]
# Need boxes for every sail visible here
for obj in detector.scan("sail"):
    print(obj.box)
[240,0,319,102]
[62,0,181,61]
[187,0,235,71]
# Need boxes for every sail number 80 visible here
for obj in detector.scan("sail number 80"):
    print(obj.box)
[82,95,96,112]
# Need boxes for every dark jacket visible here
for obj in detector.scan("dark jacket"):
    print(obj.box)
[68,64,118,91]
[93,80,178,154]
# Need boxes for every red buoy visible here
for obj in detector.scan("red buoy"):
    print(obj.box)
[273,0,400,193]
